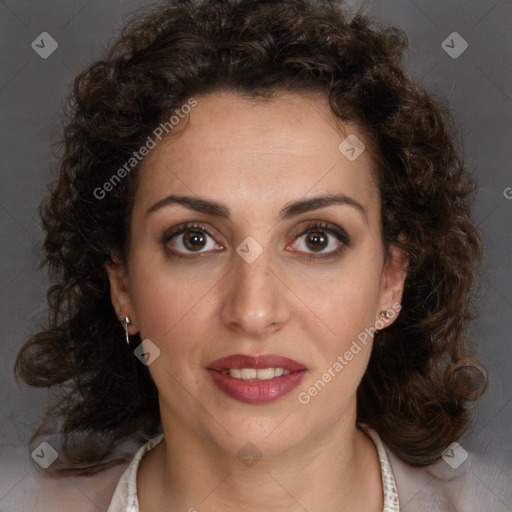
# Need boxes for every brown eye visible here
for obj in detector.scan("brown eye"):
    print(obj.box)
[163,223,221,256]
[292,221,350,260]
[304,232,328,252]
[182,230,207,251]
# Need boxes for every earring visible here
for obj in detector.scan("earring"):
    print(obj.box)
[122,316,131,346]
[380,310,391,319]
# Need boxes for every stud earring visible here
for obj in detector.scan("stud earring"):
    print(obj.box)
[121,316,131,346]
[380,310,391,319]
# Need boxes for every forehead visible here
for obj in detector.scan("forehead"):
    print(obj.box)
[135,90,380,224]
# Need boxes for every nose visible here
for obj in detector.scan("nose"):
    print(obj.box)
[220,241,291,337]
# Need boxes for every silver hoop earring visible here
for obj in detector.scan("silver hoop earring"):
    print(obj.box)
[122,316,131,346]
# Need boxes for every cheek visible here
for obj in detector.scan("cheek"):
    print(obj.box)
[291,251,383,397]
[131,265,202,339]
[128,254,222,381]
[295,262,381,413]
[302,253,383,330]
[128,266,209,397]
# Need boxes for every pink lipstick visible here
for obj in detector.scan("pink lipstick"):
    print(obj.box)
[207,354,307,404]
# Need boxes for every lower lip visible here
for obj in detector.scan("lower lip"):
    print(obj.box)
[207,369,307,404]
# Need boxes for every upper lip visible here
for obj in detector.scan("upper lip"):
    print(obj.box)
[207,354,307,372]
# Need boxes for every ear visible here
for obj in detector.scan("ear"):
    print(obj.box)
[376,242,408,327]
[105,253,138,334]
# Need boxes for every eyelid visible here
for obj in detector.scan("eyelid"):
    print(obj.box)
[162,221,216,243]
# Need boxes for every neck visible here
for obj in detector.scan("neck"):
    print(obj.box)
[137,413,383,512]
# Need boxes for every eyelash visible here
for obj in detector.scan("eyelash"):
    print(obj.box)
[162,221,351,261]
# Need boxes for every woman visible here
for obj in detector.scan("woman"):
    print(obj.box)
[15,0,488,510]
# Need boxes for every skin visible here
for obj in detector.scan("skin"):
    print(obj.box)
[107,90,408,512]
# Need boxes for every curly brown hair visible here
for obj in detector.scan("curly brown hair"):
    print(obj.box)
[15,0,487,476]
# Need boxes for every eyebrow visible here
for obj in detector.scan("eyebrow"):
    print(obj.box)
[146,193,367,223]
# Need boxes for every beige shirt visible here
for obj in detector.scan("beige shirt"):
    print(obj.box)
[106,428,400,512]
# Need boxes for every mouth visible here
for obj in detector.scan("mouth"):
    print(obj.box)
[206,354,307,404]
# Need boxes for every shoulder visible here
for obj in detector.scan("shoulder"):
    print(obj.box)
[0,443,128,512]
[384,442,512,511]
[107,434,164,512]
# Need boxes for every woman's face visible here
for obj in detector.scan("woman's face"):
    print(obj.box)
[108,90,406,459]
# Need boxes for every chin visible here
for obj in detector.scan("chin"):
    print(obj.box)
[208,414,309,459]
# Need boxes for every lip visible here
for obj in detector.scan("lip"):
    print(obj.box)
[207,354,307,372]
[206,354,307,404]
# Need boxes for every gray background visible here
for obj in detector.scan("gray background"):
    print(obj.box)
[0,0,511,510]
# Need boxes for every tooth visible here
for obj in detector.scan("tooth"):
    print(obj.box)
[256,368,275,380]
[240,368,257,379]
[222,367,291,380]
